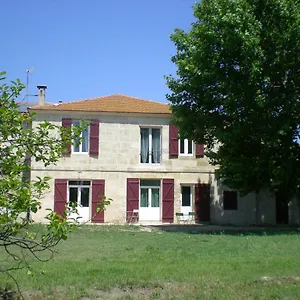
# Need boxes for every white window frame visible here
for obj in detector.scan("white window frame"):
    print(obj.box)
[140,127,162,164]
[179,138,194,156]
[181,185,193,208]
[68,181,91,208]
[72,121,89,154]
[139,180,161,208]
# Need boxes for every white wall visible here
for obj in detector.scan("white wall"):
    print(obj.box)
[210,182,257,225]
[255,189,276,225]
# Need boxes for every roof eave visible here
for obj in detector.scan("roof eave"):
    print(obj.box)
[29,108,171,115]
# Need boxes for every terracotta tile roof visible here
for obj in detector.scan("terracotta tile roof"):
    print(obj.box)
[30,94,171,115]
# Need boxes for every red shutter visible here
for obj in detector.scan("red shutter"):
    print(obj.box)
[195,184,201,222]
[89,119,99,157]
[169,124,178,158]
[162,179,174,223]
[62,118,72,154]
[91,180,105,223]
[196,144,204,158]
[126,178,139,223]
[195,184,210,222]
[54,179,67,217]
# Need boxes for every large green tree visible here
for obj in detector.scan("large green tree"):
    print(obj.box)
[166,0,300,202]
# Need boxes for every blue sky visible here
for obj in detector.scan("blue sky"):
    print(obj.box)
[2,0,197,104]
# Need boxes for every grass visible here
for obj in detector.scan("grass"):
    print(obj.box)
[1,225,300,299]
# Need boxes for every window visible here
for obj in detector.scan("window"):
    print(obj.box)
[73,121,89,153]
[140,180,160,208]
[140,128,161,163]
[179,139,193,155]
[181,186,192,207]
[68,181,91,208]
[223,191,238,210]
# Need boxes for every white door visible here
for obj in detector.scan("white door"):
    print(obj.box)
[139,180,161,221]
[69,181,90,222]
[181,186,193,220]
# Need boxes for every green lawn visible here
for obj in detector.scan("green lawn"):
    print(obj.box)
[1,225,300,299]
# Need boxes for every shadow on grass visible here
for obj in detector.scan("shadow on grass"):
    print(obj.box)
[148,224,300,236]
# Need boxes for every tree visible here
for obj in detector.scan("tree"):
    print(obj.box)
[0,72,106,294]
[166,0,300,204]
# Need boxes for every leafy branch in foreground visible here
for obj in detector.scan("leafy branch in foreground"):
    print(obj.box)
[0,71,111,296]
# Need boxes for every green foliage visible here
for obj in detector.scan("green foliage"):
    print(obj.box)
[96,196,112,214]
[0,72,111,285]
[166,0,300,199]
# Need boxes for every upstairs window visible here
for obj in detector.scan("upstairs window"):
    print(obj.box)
[179,139,193,155]
[169,123,204,158]
[140,128,161,164]
[62,118,99,156]
[73,121,89,153]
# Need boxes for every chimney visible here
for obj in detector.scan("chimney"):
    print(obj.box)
[37,85,47,106]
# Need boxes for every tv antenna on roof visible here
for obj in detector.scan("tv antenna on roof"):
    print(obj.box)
[25,67,35,102]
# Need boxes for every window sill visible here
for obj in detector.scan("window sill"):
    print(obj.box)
[177,155,196,160]
[72,152,89,155]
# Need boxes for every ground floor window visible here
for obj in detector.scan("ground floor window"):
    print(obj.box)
[181,186,192,207]
[68,181,91,208]
[223,191,238,210]
[138,179,161,222]
[140,180,160,208]
[180,186,194,221]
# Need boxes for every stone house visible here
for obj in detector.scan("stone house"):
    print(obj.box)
[29,92,299,225]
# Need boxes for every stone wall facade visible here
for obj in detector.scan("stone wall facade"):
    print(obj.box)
[30,111,299,225]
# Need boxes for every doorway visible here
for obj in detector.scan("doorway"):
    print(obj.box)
[181,186,193,220]
[68,181,91,222]
[139,180,161,221]
[276,193,289,224]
